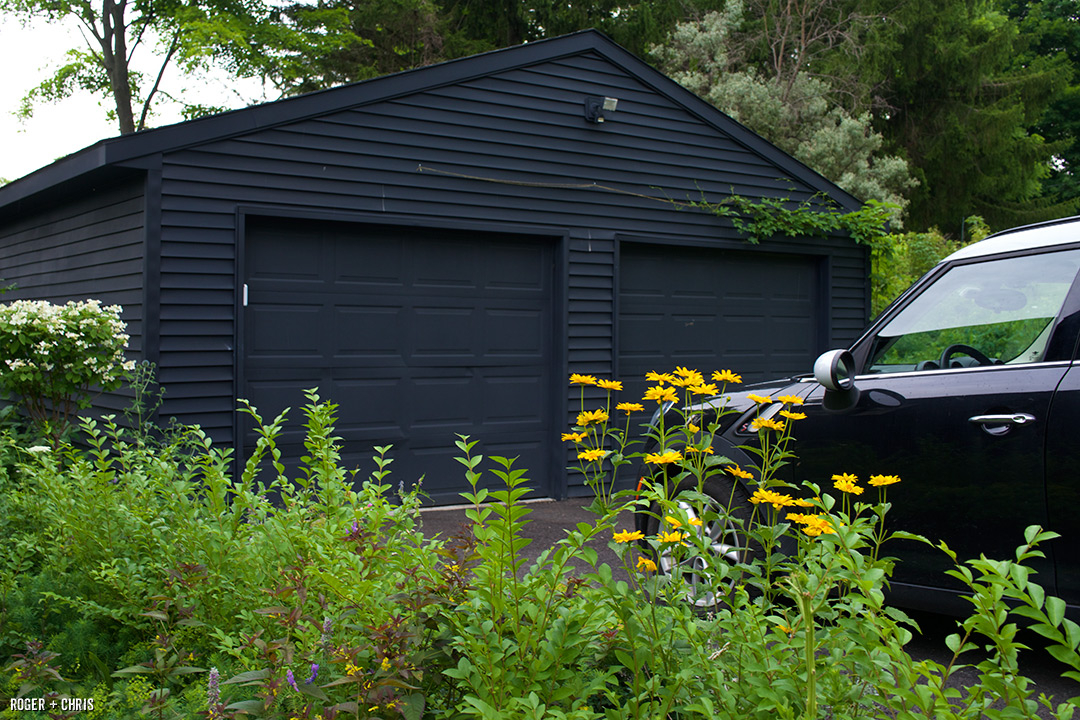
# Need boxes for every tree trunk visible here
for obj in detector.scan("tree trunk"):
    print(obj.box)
[100,0,136,134]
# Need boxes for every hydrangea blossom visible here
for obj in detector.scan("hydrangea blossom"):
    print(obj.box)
[0,299,134,440]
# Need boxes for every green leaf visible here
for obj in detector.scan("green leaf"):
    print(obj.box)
[222,669,271,685]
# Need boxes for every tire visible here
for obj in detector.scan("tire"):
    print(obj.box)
[642,475,754,610]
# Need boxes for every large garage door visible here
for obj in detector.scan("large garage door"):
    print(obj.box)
[618,243,822,403]
[243,219,556,503]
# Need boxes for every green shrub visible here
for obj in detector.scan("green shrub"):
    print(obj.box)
[0,298,134,443]
[2,375,1078,719]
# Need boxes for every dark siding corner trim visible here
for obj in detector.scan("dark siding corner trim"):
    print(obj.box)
[143,167,163,367]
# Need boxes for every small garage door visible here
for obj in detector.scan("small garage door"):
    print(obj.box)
[243,219,556,503]
[618,243,823,402]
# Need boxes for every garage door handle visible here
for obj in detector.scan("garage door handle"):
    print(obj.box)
[968,413,1036,426]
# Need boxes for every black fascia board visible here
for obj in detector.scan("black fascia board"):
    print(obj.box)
[0,29,862,214]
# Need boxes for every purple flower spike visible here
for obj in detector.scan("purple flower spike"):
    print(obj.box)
[306,663,319,684]
[286,669,299,692]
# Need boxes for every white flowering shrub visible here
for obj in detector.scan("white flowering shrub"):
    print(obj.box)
[0,299,134,440]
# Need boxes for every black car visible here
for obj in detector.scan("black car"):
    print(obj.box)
[636,216,1080,615]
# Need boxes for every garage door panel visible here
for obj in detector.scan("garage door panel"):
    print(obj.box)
[619,244,821,386]
[244,221,555,503]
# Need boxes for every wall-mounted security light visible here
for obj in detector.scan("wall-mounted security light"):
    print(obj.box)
[585,96,619,123]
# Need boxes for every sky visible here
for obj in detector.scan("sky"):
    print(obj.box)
[0,16,264,184]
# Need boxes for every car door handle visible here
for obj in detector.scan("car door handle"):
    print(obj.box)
[968,413,1037,426]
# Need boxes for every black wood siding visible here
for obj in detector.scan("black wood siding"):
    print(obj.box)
[0,177,146,414]
[153,50,869,471]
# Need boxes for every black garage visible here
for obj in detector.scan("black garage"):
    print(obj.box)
[0,30,870,501]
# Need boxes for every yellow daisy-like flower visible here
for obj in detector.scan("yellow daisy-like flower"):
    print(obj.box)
[637,556,658,573]
[686,445,714,454]
[570,373,598,385]
[646,371,675,384]
[789,513,836,536]
[750,417,785,433]
[616,402,645,414]
[687,422,700,434]
[643,385,679,404]
[578,448,608,462]
[576,408,609,426]
[726,465,753,479]
[747,393,773,405]
[750,488,797,510]
[613,530,645,543]
[561,431,587,442]
[779,410,807,421]
[712,369,743,384]
[776,394,805,405]
[658,530,689,544]
[664,515,683,529]
[597,379,623,391]
[832,473,864,495]
[689,383,719,396]
[869,474,901,487]
[688,517,704,527]
[645,450,683,465]
[791,498,814,507]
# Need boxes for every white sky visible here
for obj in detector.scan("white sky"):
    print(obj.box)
[0,16,265,183]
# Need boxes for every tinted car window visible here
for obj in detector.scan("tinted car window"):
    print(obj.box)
[866,248,1080,373]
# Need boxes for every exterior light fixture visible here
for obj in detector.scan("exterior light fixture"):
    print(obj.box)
[585,96,618,123]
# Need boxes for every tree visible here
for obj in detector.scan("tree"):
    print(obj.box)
[5,0,361,134]
[861,0,1074,232]
[653,3,916,219]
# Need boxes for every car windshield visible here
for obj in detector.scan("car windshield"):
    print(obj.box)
[866,248,1080,373]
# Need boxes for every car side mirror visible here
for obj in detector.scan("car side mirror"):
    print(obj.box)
[814,349,856,392]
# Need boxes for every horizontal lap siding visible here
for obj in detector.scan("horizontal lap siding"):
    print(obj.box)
[0,178,146,414]
[156,50,868,471]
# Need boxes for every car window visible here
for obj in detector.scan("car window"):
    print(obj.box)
[866,248,1080,373]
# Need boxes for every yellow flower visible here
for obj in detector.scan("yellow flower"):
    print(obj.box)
[687,422,700,433]
[779,410,807,421]
[658,530,689,544]
[664,515,683,529]
[561,431,587,442]
[576,408,609,426]
[688,517,704,527]
[750,488,797,510]
[570,373,598,385]
[747,393,773,405]
[646,371,675,384]
[614,530,644,543]
[789,513,836,536]
[869,474,901,487]
[598,379,623,391]
[670,367,704,387]
[776,394,805,405]
[776,624,793,635]
[643,385,678,404]
[726,465,753,479]
[345,662,362,677]
[689,383,719,396]
[616,402,645,414]
[637,556,658,573]
[832,473,864,495]
[578,448,608,462]
[750,417,785,433]
[792,498,814,507]
[686,445,714,454]
[712,369,743,384]
[380,657,391,672]
[645,450,682,464]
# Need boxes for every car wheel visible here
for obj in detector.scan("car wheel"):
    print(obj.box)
[642,476,754,610]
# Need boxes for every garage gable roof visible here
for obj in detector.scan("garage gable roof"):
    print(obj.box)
[0,29,861,211]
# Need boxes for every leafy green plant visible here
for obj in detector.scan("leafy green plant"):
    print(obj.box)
[0,298,134,443]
